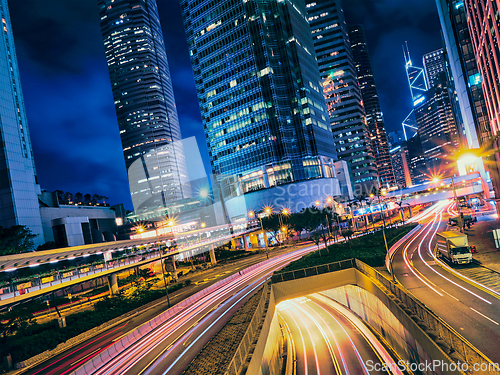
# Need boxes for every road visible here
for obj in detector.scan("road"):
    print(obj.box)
[25,243,317,375]
[277,293,401,375]
[391,200,500,363]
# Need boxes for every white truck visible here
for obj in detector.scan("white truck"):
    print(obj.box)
[436,231,472,265]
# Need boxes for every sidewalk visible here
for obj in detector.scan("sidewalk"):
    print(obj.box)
[462,214,500,272]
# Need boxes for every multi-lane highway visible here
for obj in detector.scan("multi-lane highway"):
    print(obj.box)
[25,242,324,375]
[392,200,500,362]
[277,293,401,375]
[24,247,301,375]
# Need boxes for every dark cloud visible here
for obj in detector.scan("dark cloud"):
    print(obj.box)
[8,0,442,211]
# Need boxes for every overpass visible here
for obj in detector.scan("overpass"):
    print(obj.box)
[0,221,265,307]
[385,172,486,206]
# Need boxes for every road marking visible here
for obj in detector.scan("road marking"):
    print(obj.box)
[441,289,459,301]
[470,308,499,325]
[69,348,101,366]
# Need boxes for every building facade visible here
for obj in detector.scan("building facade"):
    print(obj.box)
[0,0,44,245]
[423,48,446,87]
[435,0,492,149]
[180,0,340,202]
[463,0,500,200]
[98,0,189,214]
[306,0,378,194]
[348,24,395,188]
[390,145,412,188]
[414,73,460,174]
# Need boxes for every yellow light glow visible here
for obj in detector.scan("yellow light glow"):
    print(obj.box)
[326,197,333,203]
[248,211,255,218]
[315,200,321,206]
[264,206,272,214]
[458,153,479,166]
[135,226,145,233]
[201,222,206,228]
[282,208,289,215]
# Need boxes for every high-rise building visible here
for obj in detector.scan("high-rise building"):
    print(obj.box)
[387,131,406,148]
[461,0,500,202]
[414,73,460,173]
[349,24,396,188]
[390,145,412,188]
[406,134,427,185]
[435,0,492,148]
[402,44,428,140]
[0,0,44,245]
[180,0,340,202]
[423,48,446,87]
[98,0,188,214]
[306,0,378,194]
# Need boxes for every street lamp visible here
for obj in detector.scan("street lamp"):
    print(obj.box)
[135,225,170,307]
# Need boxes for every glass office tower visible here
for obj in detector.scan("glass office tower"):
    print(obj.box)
[98,0,188,213]
[414,73,460,172]
[180,0,338,195]
[423,48,446,87]
[0,0,44,245]
[306,0,379,193]
[349,24,396,188]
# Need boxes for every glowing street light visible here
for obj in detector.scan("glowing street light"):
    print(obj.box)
[201,222,206,228]
[135,225,170,307]
[247,210,255,218]
[315,200,321,207]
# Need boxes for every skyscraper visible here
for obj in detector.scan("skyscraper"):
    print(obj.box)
[390,145,412,189]
[306,0,379,194]
[0,0,44,245]
[423,48,446,87]
[349,24,396,188]
[98,0,188,214]
[414,73,460,173]
[180,0,339,199]
[402,44,428,140]
[435,0,492,148]
[463,0,500,200]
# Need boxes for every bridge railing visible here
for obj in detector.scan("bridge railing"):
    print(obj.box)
[0,228,253,302]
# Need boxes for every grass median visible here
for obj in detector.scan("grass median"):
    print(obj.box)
[275,224,418,273]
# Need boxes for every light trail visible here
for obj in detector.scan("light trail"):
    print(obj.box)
[291,299,344,374]
[79,242,326,375]
[414,205,492,304]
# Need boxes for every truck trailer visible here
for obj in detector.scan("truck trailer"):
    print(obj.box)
[436,231,472,265]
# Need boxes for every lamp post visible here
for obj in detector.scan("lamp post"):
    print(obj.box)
[278,208,289,244]
[135,225,170,307]
[372,190,393,281]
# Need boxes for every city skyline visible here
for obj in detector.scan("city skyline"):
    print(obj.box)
[9,0,442,209]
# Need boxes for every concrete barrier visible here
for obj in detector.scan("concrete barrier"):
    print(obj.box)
[247,260,499,375]
[224,283,270,375]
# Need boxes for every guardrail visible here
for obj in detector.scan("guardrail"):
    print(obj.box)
[355,260,499,374]
[270,259,355,283]
[224,283,269,375]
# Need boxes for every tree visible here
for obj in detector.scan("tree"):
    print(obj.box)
[92,194,100,205]
[3,305,35,336]
[261,214,282,245]
[341,229,354,248]
[0,225,36,255]
[84,193,92,205]
[63,191,73,204]
[311,233,322,252]
[74,192,83,204]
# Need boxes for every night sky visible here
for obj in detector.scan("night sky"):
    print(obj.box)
[8,0,442,210]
